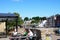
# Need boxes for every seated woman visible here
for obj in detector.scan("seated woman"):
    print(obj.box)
[27,29,33,40]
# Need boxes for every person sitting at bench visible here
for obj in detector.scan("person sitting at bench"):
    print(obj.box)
[12,28,18,37]
[27,29,33,40]
[23,29,28,36]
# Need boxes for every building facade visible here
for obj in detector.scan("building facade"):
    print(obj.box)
[46,14,60,28]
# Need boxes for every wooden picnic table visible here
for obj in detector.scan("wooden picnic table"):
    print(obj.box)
[9,36,26,40]
[9,35,37,40]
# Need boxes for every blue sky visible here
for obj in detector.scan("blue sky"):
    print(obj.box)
[0,0,60,19]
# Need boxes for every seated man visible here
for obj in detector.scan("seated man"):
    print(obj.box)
[12,29,18,37]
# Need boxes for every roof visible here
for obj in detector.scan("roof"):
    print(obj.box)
[0,13,16,16]
[0,13,18,18]
[0,13,18,21]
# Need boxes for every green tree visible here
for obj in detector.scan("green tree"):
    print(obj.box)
[7,12,24,31]
[14,12,24,25]
[32,16,40,20]
[42,17,47,20]
[31,20,35,24]
[31,16,40,23]
[24,17,29,21]
[31,16,47,23]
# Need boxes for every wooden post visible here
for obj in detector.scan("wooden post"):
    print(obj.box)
[6,19,8,37]
[16,18,18,32]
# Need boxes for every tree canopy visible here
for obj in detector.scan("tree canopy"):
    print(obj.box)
[24,16,47,24]
[7,12,24,30]
[24,17,29,21]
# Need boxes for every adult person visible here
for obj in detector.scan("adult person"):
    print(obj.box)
[23,29,28,36]
[27,29,33,40]
[12,28,18,37]
[45,34,52,40]
[10,29,18,40]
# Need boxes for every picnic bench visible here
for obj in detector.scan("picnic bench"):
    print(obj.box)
[9,35,37,40]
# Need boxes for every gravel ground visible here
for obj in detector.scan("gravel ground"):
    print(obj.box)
[0,37,9,40]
